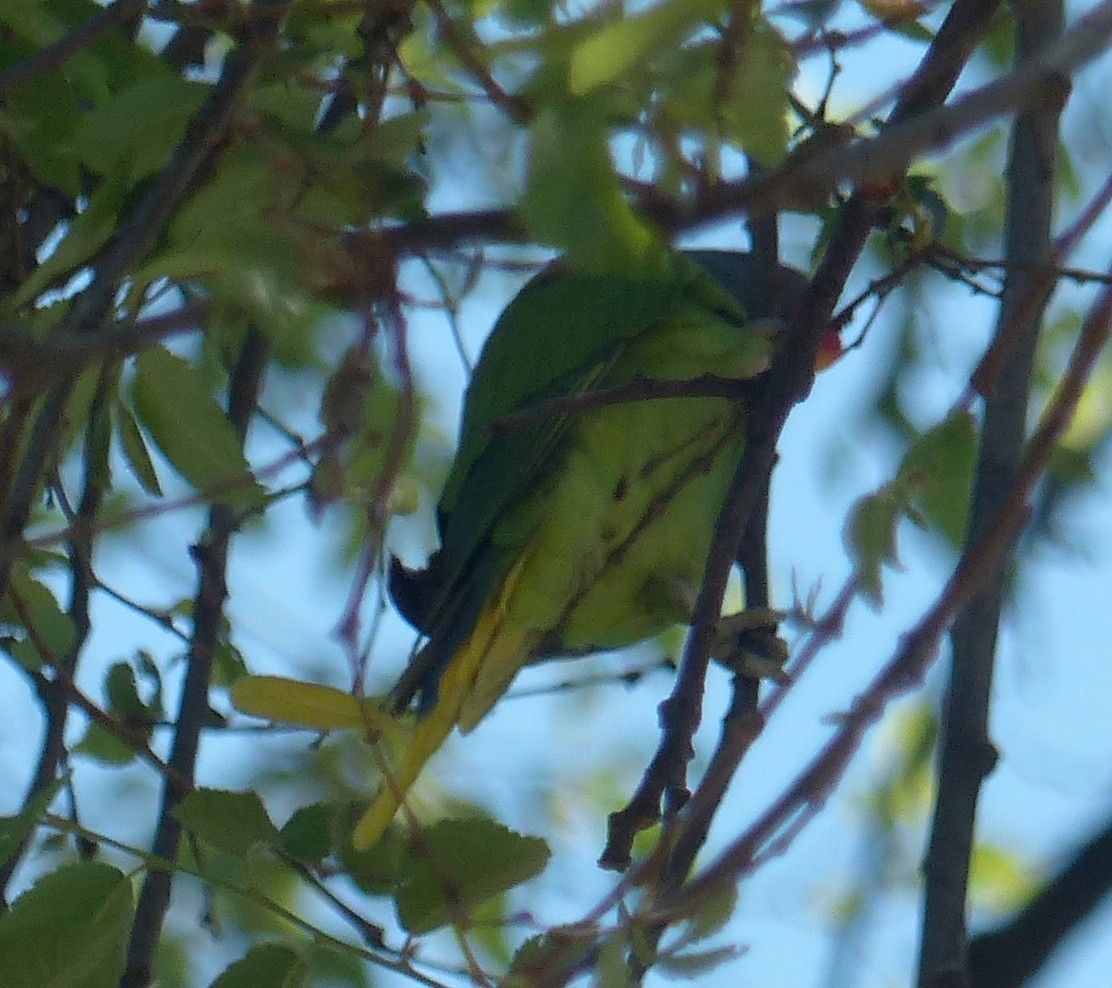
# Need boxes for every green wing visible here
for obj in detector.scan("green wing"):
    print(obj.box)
[390,251,799,710]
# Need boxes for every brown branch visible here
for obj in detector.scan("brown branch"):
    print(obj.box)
[424,0,530,125]
[122,328,269,987]
[0,302,212,393]
[657,261,1112,926]
[917,2,1065,984]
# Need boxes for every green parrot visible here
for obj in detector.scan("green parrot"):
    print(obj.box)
[354,250,810,848]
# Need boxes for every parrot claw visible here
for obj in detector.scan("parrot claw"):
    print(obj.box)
[712,608,790,683]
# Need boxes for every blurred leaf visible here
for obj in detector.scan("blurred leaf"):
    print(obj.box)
[10,180,126,308]
[569,0,722,96]
[669,886,737,949]
[1060,353,1112,452]
[3,71,83,193]
[508,928,599,987]
[395,818,550,933]
[845,482,905,605]
[231,675,385,732]
[591,934,634,988]
[279,803,335,865]
[131,347,263,507]
[76,658,161,764]
[656,944,740,979]
[901,411,976,545]
[211,640,249,689]
[0,862,132,988]
[73,722,138,766]
[209,943,307,988]
[173,788,282,856]
[105,661,150,721]
[970,842,1039,914]
[115,401,163,496]
[336,802,406,896]
[4,571,75,671]
[0,781,62,870]
[76,76,207,181]
[846,412,976,602]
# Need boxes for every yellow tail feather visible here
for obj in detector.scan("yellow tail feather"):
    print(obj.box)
[352,557,531,848]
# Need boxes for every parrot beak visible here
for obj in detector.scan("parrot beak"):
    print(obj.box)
[816,331,844,370]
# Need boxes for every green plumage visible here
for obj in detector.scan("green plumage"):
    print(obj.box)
[357,250,805,846]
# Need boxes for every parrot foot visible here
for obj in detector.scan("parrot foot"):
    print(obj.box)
[712,608,790,683]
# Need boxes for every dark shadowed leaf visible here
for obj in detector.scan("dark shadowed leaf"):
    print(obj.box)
[210,943,307,988]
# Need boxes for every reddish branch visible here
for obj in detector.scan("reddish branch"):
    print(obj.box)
[657,262,1112,924]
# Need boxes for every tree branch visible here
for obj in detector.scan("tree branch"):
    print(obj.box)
[917,2,1065,984]
[968,814,1112,988]
[657,260,1112,927]
[121,329,269,987]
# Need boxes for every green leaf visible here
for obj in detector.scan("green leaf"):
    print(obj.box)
[0,781,63,870]
[76,76,207,181]
[131,346,263,507]
[73,722,138,766]
[844,482,905,606]
[0,862,132,988]
[231,675,384,732]
[591,935,634,988]
[3,571,76,671]
[845,412,977,602]
[970,842,1039,913]
[671,885,737,948]
[173,788,282,856]
[279,803,335,865]
[395,818,550,933]
[105,662,148,720]
[2,70,83,193]
[569,0,723,95]
[507,929,599,987]
[522,98,662,270]
[211,639,248,689]
[657,28,794,167]
[335,803,405,896]
[115,401,163,496]
[209,943,307,988]
[74,660,161,764]
[656,944,740,979]
[899,411,976,545]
